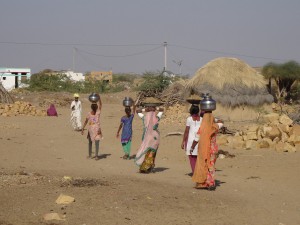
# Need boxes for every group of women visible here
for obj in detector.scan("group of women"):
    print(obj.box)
[80,94,223,190]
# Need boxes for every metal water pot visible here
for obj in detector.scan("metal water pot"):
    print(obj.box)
[200,93,216,111]
[123,97,133,107]
[88,93,100,103]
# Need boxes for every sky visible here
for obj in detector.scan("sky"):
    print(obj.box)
[1,0,300,75]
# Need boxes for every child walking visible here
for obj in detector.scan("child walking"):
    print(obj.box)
[82,97,102,160]
[116,102,137,160]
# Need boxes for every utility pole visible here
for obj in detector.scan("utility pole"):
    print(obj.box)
[163,42,167,72]
[73,47,76,72]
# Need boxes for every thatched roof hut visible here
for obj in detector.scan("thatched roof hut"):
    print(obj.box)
[186,57,273,107]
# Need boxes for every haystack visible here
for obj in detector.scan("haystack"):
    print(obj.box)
[186,57,273,107]
[0,83,14,104]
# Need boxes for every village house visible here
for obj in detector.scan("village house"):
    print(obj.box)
[85,70,113,84]
[0,67,31,91]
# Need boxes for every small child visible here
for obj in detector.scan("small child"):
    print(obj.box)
[116,104,137,159]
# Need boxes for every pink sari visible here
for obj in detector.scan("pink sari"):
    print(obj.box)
[86,110,101,142]
[135,111,160,172]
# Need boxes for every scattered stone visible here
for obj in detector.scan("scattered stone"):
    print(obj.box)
[265,126,281,140]
[43,212,65,221]
[283,143,296,153]
[246,131,258,140]
[275,142,285,152]
[55,194,75,205]
[245,140,257,150]
[257,138,271,149]
[263,113,280,124]
[217,135,228,146]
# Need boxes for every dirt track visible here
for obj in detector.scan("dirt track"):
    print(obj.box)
[0,94,299,225]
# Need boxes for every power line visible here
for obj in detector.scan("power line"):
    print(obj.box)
[169,44,288,62]
[0,41,161,47]
[76,45,163,58]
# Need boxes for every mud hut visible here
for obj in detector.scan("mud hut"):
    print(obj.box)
[185,58,274,121]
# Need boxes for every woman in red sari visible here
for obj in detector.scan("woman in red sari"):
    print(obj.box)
[190,111,223,190]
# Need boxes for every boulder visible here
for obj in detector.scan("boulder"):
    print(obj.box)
[263,113,280,124]
[227,136,245,149]
[277,124,291,134]
[275,142,285,152]
[43,213,65,221]
[287,134,300,145]
[246,131,258,141]
[257,138,272,149]
[265,126,281,141]
[273,137,280,144]
[247,125,260,133]
[281,132,289,143]
[245,140,258,150]
[279,114,293,126]
[290,124,300,136]
[284,143,296,153]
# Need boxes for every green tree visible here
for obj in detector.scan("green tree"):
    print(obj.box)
[262,61,300,102]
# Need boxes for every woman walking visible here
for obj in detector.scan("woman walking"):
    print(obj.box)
[134,106,163,173]
[190,111,223,190]
[81,97,102,160]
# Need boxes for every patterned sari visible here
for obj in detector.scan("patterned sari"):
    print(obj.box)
[134,111,160,173]
[192,113,219,188]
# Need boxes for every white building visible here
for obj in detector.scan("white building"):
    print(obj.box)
[58,70,84,82]
[0,68,31,91]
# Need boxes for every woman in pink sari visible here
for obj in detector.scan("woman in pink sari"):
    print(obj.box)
[81,98,102,160]
[135,106,163,173]
[47,104,58,117]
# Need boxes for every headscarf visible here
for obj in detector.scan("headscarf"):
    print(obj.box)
[47,104,58,117]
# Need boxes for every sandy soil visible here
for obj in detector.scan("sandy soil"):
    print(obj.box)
[0,93,300,225]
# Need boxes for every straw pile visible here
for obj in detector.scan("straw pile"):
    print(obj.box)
[0,83,14,104]
[186,57,273,107]
[0,101,47,117]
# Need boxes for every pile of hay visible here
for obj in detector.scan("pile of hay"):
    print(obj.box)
[186,57,273,107]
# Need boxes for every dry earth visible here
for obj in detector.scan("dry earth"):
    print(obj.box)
[0,92,299,225]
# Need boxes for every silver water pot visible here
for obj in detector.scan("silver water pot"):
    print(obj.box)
[200,93,216,111]
[123,97,133,107]
[88,93,100,103]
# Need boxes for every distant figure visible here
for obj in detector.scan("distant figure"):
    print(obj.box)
[47,104,58,117]
[70,93,82,131]
[116,102,137,160]
[81,96,102,160]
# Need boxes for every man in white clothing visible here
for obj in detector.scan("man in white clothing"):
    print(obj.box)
[70,93,82,131]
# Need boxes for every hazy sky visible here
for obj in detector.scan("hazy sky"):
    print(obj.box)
[1,0,300,75]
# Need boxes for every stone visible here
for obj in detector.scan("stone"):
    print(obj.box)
[277,124,291,134]
[265,126,281,140]
[284,143,296,153]
[246,131,258,140]
[295,144,300,152]
[273,137,280,144]
[217,135,228,146]
[263,113,280,124]
[247,125,260,133]
[55,194,75,205]
[245,140,257,150]
[227,136,245,149]
[290,124,300,136]
[287,134,300,145]
[257,138,271,149]
[279,114,293,126]
[281,132,289,143]
[43,213,65,221]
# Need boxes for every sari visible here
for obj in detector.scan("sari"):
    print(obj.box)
[135,111,160,173]
[47,104,58,117]
[192,113,219,188]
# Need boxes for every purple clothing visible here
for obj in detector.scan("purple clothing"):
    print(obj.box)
[121,114,134,143]
[47,104,58,117]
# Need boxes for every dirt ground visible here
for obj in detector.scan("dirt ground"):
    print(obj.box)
[0,92,300,225]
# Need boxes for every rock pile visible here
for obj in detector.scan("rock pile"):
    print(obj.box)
[0,101,47,117]
[160,104,189,125]
[217,113,299,153]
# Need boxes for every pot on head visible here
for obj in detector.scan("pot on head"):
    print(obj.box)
[123,97,133,107]
[200,93,216,111]
[89,93,100,103]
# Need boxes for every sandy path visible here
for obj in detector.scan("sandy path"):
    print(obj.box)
[0,101,299,225]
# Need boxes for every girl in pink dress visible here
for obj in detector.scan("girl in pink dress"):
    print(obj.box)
[82,99,102,160]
